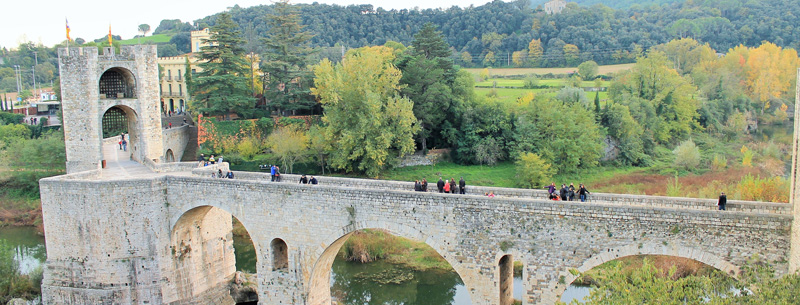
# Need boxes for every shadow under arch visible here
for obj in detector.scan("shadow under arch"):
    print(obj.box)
[552,242,740,299]
[99,67,137,99]
[169,204,262,302]
[307,220,475,305]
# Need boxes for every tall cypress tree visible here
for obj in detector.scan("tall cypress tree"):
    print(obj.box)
[192,12,255,119]
[261,0,316,116]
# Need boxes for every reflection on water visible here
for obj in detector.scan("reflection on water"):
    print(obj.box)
[330,258,471,305]
[232,232,257,273]
[0,226,46,274]
[560,285,593,304]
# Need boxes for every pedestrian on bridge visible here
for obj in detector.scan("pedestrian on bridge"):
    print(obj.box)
[443,179,451,193]
[547,182,556,196]
[300,175,308,184]
[437,178,445,193]
[310,176,318,184]
[270,165,277,181]
[578,184,590,202]
[718,192,727,210]
[449,178,456,195]
[459,177,466,194]
[560,184,568,201]
[421,179,428,192]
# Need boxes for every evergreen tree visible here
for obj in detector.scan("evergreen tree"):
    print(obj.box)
[191,12,255,119]
[183,56,193,99]
[594,91,601,113]
[397,23,463,152]
[260,0,316,116]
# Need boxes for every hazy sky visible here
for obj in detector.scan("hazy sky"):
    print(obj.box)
[2,0,497,49]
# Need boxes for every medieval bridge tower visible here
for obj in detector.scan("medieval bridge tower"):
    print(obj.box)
[58,45,163,173]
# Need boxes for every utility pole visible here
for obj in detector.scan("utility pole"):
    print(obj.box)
[13,65,21,95]
[33,51,38,96]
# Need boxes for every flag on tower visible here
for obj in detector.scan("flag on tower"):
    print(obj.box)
[66,18,71,42]
[108,25,113,46]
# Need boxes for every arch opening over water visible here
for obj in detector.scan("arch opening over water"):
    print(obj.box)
[309,225,474,305]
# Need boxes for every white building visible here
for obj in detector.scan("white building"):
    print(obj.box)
[544,0,567,14]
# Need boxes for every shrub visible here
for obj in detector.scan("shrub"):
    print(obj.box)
[673,139,700,170]
[741,145,753,167]
[515,152,554,189]
[734,174,790,202]
[236,137,261,160]
[710,154,727,171]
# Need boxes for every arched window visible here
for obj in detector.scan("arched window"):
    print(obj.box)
[271,238,288,271]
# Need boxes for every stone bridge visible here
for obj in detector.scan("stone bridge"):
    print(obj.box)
[41,45,799,305]
[39,160,792,305]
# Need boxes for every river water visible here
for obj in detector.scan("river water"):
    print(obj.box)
[5,226,591,304]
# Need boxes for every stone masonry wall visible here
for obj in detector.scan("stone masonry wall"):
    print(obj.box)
[40,165,792,305]
[162,125,191,163]
[791,68,800,273]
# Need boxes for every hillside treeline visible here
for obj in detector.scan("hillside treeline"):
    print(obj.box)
[194,0,800,67]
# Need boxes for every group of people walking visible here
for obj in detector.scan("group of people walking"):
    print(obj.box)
[413,177,467,194]
[547,182,590,202]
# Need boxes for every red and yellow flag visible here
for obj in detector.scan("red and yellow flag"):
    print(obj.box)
[108,25,113,46]
[65,18,71,42]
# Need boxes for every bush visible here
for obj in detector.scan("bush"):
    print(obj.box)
[734,174,790,202]
[515,152,554,189]
[710,154,727,171]
[673,139,700,170]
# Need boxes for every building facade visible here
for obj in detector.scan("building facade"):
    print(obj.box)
[544,0,567,14]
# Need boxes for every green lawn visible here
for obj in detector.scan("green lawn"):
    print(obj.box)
[381,161,644,190]
[119,34,172,45]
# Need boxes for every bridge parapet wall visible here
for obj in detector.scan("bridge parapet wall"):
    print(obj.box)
[232,171,792,215]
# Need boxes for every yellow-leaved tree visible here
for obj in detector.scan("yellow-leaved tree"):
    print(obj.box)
[745,42,800,113]
[267,125,308,174]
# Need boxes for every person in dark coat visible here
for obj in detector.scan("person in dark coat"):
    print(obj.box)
[459,177,466,194]
[299,175,308,184]
[414,180,421,191]
[449,178,457,195]
[437,178,445,193]
[718,192,727,210]
[578,184,590,202]
[310,176,318,184]
[568,183,576,201]
[560,184,568,201]
[421,179,428,192]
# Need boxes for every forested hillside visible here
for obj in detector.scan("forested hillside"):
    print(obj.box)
[530,0,683,10]
[193,0,800,67]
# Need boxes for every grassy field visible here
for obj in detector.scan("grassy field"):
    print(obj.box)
[465,63,634,77]
[475,78,611,88]
[119,34,172,45]
[381,161,643,190]
[474,87,609,106]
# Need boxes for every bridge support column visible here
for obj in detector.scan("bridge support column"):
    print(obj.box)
[791,68,800,273]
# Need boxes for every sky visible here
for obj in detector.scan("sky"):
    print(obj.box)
[2,0,497,49]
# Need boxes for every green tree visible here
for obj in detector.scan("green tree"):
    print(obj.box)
[396,23,461,152]
[601,103,647,165]
[609,51,700,144]
[191,12,255,119]
[516,152,553,188]
[577,60,599,80]
[311,46,419,177]
[260,0,316,115]
[138,24,151,37]
[513,97,603,174]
